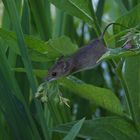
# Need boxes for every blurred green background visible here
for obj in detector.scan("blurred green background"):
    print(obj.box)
[0,0,140,140]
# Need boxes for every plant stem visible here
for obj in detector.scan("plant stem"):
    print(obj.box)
[115,62,140,132]
[88,1,101,37]
[116,69,132,116]
[88,1,139,131]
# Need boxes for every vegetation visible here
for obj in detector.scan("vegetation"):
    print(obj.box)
[0,0,140,140]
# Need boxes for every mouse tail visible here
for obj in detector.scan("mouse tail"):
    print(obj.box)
[101,22,128,39]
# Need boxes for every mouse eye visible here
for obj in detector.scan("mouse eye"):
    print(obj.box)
[52,72,57,77]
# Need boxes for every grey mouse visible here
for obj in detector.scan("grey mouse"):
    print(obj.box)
[46,23,127,81]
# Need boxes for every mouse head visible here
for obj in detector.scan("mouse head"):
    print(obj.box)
[46,56,70,82]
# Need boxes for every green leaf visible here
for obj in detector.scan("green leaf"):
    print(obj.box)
[59,76,123,115]
[47,36,78,56]
[0,76,39,140]
[124,55,140,131]
[54,117,139,140]
[97,47,140,62]
[115,3,140,30]
[28,0,52,40]
[0,44,41,140]
[49,0,93,25]
[113,2,140,131]
[115,0,128,14]
[2,0,51,139]
[2,0,37,93]
[114,3,140,46]
[13,68,47,78]
[63,118,85,140]
[0,28,78,62]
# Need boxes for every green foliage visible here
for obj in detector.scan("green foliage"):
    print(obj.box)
[59,76,123,115]
[98,47,140,62]
[63,118,85,140]
[124,56,140,130]
[48,0,93,25]
[0,0,140,140]
[54,117,139,140]
[0,29,78,61]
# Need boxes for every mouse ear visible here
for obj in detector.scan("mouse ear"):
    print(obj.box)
[56,55,65,63]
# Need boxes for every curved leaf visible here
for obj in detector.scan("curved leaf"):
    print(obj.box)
[124,55,140,131]
[49,0,93,25]
[0,28,78,62]
[54,117,139,140]
[114,3,140,31]
[113,3,140,47]
[97,47,140,62]
[59,76,123,115]
[113,2,140,131]
[63,118,85,140]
